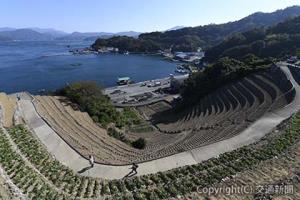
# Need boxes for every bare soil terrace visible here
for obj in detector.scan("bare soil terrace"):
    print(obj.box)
[0,93,16,127]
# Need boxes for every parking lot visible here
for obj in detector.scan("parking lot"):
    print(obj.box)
[104,77,171,106]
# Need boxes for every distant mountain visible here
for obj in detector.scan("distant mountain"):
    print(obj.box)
[84,35,114,41]
[0,29,54,41]
[165,26,186,31]
[0,27,16,32]
[92,5,300,52]
[29,27,68,37]
[0,27,140,42]
[0,27,67,39]
[56,32,113,41]
[57,31,140,41]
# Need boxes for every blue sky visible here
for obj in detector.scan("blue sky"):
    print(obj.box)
[1,0,299,33]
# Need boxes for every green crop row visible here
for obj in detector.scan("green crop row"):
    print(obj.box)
[0,129,67,200]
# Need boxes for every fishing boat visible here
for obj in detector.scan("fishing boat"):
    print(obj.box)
[117,77,132,85]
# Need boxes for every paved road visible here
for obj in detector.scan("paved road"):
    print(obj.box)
[18,64,300,180]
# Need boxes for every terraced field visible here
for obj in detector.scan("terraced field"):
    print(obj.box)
[0,175,16,200]
[33,96,188,164]
[0,164,26,200]
[1,107,300,199]
[33,66,296,165]
[153,67,294,132]
[182,142,300,200]
[149,67,295,150]
[0,128,67,199]
[34,95,143,165]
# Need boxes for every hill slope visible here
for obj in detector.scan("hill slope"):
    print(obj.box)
[204,15,300,62]
[92,6,300,52]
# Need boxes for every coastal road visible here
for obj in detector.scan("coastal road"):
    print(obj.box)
[17,63,300,180]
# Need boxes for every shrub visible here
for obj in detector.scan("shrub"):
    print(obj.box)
[131,138,146,149]
[56,81,141,128]
[91,115,99,123]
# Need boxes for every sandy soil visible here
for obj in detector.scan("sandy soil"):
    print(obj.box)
[0,93,16,127]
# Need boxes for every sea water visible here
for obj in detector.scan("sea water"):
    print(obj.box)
[0,41,177,94]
